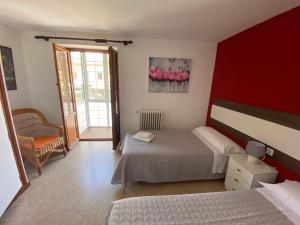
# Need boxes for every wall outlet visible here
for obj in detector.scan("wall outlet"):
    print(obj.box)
[266,147,274,156]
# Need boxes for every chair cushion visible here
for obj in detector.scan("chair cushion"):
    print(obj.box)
[34,136,59,149]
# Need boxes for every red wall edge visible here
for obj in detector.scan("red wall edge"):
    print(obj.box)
[206,6,300,181]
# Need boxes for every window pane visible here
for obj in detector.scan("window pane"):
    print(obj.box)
[99,111,107,119]
[71,52,112,128]
[99,102,107,111]
[89,111,99,119]
[94,53,102,62]
[90,119,99,126]
[85,53,96,63]
[89,102,98,111]
[96,81,104,90]
[108,117,112,127]
[87,65,96,72]
[97,71,103,80]
[99,119,107,127]
[88,72,96,81]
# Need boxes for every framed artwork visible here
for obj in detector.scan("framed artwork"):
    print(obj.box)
[0,46,17,90]
[149,57,192,93]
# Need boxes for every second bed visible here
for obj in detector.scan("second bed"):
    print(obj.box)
[111,127,244,190]
[106,181,300,225]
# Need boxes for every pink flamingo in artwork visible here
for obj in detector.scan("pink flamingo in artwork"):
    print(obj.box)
[149,63,190,82]
[182,72,189,80]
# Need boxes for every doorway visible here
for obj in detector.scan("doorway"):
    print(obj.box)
[53,45,120,149]
[70,50,112,141]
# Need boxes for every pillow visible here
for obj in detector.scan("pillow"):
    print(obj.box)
[259,180,300,216]
[193,126,244,155]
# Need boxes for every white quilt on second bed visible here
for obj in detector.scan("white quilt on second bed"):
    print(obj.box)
[107,189,296,225]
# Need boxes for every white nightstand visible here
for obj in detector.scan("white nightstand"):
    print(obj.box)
[225,154,278,191]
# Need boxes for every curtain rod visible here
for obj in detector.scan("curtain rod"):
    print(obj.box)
[34,35,133,46]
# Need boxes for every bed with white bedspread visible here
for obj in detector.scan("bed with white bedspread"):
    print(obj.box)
[106,181,300,225]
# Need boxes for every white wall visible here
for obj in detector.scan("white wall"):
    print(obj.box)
[0,101,22,217]
[21,31,217,135]
[0,25,31,109]
[118,38,217,135]
[21,32,62,124]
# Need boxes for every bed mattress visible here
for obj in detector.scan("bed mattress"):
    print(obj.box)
[111,130,224,190]
[106,189,296,225]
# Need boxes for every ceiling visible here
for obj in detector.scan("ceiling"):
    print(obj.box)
[0,0,299,42]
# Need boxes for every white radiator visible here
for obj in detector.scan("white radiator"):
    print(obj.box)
[139,109,163,130]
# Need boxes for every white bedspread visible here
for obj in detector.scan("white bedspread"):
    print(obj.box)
[258,188,300,225]
[107,189,295,225]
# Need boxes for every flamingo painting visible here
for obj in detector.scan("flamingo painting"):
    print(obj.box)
[148,57,192,93]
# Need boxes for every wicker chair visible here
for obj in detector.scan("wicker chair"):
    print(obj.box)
[12,108,67,175]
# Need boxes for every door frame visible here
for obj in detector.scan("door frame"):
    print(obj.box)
[0,57,29,205]
[68,48,113,141]
[53,43,80,149]
[108,46,121,150]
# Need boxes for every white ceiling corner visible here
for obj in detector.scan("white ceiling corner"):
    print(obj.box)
[0,0,299,42]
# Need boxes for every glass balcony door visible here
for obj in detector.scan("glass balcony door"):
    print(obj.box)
[70,51,87,134]
[71,51,112,137]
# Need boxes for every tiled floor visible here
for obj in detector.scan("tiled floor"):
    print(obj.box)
[0,141,225,225]
[80,127,112,140]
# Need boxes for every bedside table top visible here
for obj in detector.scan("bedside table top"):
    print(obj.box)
[230,154,278,175]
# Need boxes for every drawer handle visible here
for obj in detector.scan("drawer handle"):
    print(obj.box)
[232,188,235,191]
[236,168,242,172]
[234,178,239,183]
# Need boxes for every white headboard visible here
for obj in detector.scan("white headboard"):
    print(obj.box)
[210,99,300,175]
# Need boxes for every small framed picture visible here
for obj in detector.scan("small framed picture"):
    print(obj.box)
[0,46,17,90]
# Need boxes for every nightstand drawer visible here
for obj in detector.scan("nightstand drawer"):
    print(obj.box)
[228,157,253,185]
[225,176,236,191]
[225,154,278,191]
[225,168,251,190]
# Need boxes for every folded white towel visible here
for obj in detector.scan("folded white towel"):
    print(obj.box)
[133,133,155,143]
[135,131,153,138]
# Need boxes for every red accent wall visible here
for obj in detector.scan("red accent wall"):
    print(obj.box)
[206,6,300,181]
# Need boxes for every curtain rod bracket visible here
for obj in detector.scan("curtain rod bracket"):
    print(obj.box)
[34,35,133,46]
[35,35,50,41]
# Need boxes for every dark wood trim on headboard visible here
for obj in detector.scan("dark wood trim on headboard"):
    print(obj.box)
[214,99,300,131]
[211,99,300,175]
